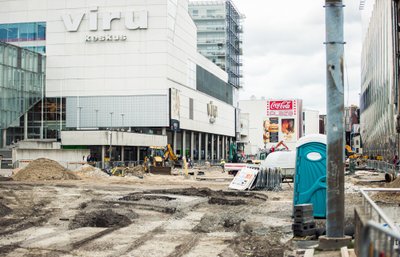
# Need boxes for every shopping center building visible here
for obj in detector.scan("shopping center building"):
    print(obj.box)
[0,0,239,163]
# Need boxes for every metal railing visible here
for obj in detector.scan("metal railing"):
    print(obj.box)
[361,220,400,257]
[366,160,399,179]
[252,167,282,191]
[357,188,400,257]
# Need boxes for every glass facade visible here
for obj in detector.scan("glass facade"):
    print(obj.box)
[0,22,46,54]
[196,65,232,104]
[360,0,398,158]
[189,0,244,89]
[0,42,45,145]
[0,22,46,42]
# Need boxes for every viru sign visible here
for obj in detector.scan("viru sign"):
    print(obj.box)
[62,7,148,32]
[268,100,293,110]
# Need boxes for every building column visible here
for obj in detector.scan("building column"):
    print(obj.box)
[24,113,28,140]
[190,131,194,160]
[205,133,209,160]
[225,136,228,159]
[101,145,105,169]
[2,129,7,148]
[198,132,202,161]
[223,136,226,160]
[182,130,186,158]
[173,131,177,154]
[137,146,140,162]
[211,134,215,161]
[162,128,167,136]
[217,135,220,161]
[121,146,125,162]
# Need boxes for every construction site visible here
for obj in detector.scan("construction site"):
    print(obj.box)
[0,155,399,257]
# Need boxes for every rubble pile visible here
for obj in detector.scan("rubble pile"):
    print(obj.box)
[373,177,400,203]
[12,158,79,181]
[0,203,12,217]
[124,165,145,178]
[75,164,109,178]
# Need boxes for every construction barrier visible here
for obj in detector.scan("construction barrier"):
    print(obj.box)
[355,188,400,257]
[252,167,282,191]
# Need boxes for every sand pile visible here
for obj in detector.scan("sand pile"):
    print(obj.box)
[125,165,144,178]
[75,164,109,178]
[387,177,400,188]
[12,158,79,181]
[372,177,400,203]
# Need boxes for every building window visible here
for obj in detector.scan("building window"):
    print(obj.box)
[192,10,198,16]
[0,22,46,42]
[189,98,194,120]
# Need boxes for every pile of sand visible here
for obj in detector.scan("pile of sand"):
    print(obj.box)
[75,164,109,178]
[124,166,144,178]
[12,158,79,181]
[372,177,400,203]
[387,177,400,188]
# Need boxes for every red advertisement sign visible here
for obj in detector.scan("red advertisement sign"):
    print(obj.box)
[268,100,293,110]
[266,100,297,117]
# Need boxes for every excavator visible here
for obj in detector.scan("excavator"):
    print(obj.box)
[143,144,182,175]
[250,140,289,164]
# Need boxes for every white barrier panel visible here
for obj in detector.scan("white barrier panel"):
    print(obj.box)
[229,167,259,190]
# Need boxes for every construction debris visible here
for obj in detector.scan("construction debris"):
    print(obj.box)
[0,203,12,217]
[12,158,79,181]
[75,164,109,178]
[69,209,132,229]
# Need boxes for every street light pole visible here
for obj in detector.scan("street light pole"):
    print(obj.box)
[319,0,351,250]
[121,113,125,128]
[95,109,99,128]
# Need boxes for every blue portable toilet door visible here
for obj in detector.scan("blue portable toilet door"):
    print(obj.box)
[294,142,327,218]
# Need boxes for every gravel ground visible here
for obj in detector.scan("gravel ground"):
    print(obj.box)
[0,167,394,257]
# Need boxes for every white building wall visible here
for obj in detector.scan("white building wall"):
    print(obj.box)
[303,109,320,136]
[0,0,234,138]
[239,100,265,155]
[239,99,304,155]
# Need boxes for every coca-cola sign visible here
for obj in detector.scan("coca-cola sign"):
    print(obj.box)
[268,100,293,110]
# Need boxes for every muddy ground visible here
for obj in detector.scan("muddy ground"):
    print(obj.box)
[0,167,391,257]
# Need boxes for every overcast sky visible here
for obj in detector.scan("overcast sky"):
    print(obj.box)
[233,0,362,114]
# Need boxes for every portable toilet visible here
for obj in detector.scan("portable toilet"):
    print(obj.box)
[293,134,327,218]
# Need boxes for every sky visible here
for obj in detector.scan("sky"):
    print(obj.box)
[233,0,362,114]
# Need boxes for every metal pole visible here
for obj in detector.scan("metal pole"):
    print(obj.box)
[325,0,345,238]
[95,109,99,128]
[109,112,113,161]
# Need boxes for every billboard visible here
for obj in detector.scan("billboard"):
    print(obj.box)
[263,99,302,145]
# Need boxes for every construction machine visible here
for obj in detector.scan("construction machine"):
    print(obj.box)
[143,144,182,175]
[163,144,183,168]
[345,144,360,159]
[143,146,172,175]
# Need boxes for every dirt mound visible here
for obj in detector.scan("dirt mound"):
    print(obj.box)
[0,203,12,217]
[69,209,131,229]
[193,212,244,233]
[75,164,109,178]
[120,194,176,202]
[387,177,400,188]
[372,177,400,204]
[124,166,145,178]
[145,187,268,201]
[208,197,246,206]
[225,235,284,257]
[12,158,79,181]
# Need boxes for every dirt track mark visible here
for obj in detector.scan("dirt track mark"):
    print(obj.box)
[107,225,166,257]
[72,227,120,249]
[166,234,200,257]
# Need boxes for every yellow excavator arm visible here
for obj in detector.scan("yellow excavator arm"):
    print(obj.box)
[164,144,178,162]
